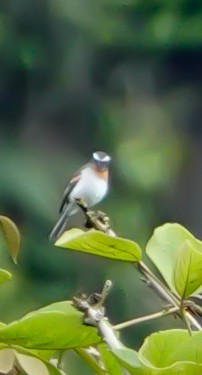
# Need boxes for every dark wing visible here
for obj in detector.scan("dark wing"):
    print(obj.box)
[59,173,81,213]
[59,162,91,213]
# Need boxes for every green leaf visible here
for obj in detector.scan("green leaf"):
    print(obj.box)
[29,349,57,361]
[146,223,202,294]
[139,329,202,374]
[0,268,11,284]
[0,301,101,349]
[112,347,142,375]
[99,344,124,375]
[170,330,202,364]
[173,240,202,298]
[0,346,62,375]
[0,215,20,264]
[56,229,141,262]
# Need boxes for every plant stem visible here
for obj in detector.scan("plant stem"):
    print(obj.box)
[80,206,202,332]
[182,308,193,336]
[57,350,65,369]
[75,348,105,375]
[114,306,179,330]
[179,299,193,336]
[137,261,180,305]
[137,261,201,331]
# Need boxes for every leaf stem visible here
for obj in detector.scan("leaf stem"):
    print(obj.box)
[182,308,193,336]
[137,261,202,331]
[75,348,105,375]
[114,306,179,330]
[57,350,65,369]
[137,261,180,306]
[179,299,193,336]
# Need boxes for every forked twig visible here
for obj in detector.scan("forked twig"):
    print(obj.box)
[75,200,202,332]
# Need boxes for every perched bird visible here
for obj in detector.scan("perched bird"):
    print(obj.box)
[49,151,111,242]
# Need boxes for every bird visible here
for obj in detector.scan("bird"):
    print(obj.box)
[49,151,111,242]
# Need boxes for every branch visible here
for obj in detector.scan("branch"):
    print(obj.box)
[73,281,129,375]
[73,280,122,350]
[114,306,179,331]
[76,202,201,332]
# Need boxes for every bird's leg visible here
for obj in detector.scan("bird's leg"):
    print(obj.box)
[75,198,114,235]
[74,198,95,228]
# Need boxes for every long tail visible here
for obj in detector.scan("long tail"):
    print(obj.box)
[49,203,74,242]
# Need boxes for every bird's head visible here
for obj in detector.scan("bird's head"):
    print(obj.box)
[92,151,111,170]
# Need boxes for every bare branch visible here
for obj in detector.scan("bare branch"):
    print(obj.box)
[114,306,179,330]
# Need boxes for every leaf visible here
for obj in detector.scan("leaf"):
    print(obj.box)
[139,329,202,374]
[139,329,190,367]
[146,223,202,294]
[112,347,142,375]
[16,347,63,375]
[0,268,12,284]
[0,348,15,373]
[56,229,141,262]
[16,352,50,375]
[170,330,202,364]
[173,240,202,298]
[0,301,101,349]
[0,215,20,264]
[30,349,57,360]
[0,346,62,375]
[99,344,124,375]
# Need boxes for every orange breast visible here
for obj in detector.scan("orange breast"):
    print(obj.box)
[93,166,109,181]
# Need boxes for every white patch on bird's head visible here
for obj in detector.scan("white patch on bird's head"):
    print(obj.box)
[93,151,111,163]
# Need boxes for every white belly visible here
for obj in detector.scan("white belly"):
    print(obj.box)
[69,167,108,207]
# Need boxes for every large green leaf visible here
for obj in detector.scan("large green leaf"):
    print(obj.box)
[99,344,124,375]
[146,223,202,294]
[112,347,142,375]
[0,345,62,375]
[56,229,141,262]
[173,240,202,298]
[0,215,20,264]
[29,349,57,361]
[139,329,202,374]
[0,268,12,284]
[169,330,202,363]
[0,301,101,349]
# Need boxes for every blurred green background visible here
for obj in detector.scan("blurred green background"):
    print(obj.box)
[0,0,202,373]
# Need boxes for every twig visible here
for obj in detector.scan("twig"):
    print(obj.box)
[137,261,180,306]
[114,306,179,330]
[73,282,129,375]
[73,282,123,350]
[76,202,202,332]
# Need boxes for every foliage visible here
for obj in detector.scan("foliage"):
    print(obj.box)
[146,223,202,298]
[0,215,20,264]
[56,228,141,262]
[1,217,202,374]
